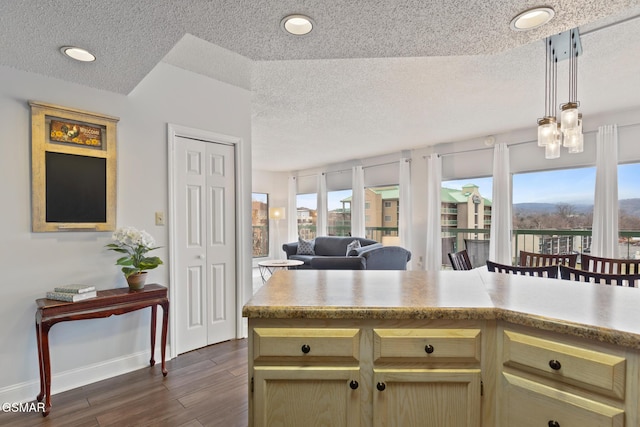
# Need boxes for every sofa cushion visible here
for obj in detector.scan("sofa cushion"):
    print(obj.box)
[297,237,315,255]
[346,239,361,256]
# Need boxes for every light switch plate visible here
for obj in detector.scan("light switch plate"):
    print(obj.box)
[155,212,165,226]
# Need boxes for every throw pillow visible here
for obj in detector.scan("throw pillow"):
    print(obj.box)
[346,239,361,256]
[297,237,315,255]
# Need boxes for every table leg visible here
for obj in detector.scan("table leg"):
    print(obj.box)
[160,300,169,376]
[40,323,52,416]
[35,320,45,403]
[149,304,157,367]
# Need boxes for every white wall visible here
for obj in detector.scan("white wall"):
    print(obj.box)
[0,62,251,402]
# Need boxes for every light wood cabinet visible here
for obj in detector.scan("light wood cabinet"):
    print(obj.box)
[372,327,483,427]
[248,320,488,427]
[253,366,361,427]
[498,326,634,427]
[373,369,481,427]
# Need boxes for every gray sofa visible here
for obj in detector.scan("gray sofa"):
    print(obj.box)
[282,236,411,270]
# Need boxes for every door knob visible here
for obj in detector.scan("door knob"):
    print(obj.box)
[199,254,206,259]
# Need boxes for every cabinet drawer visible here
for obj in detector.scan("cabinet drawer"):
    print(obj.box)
[502,330,626,399]
[503,373,624,427]
[253,328,360,362]
[373,328,481,363]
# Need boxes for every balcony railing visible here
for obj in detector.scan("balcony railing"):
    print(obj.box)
[445,227,640,264]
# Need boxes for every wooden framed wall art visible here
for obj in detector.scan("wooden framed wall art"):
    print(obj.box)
[30,101,119,232]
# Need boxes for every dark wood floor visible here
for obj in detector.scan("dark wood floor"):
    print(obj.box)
[0,339,248,427]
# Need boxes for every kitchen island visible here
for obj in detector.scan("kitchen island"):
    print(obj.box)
[243,268,640,427]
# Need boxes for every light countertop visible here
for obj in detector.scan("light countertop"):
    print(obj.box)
[243,268,640,349]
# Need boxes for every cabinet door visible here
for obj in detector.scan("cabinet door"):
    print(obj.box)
[253,366,361,427]
[373,369,481,427]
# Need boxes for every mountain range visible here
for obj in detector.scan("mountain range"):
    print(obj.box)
[513,199,640,217]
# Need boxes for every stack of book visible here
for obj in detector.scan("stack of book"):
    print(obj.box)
[46,284,97,302]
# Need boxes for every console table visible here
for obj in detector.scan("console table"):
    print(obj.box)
[35,284,169,416]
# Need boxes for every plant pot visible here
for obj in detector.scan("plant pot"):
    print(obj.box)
[126,272,147,291]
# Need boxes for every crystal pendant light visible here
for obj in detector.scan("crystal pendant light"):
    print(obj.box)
[560,29,581,135]
[567,114,584,153]
[538,117,556,146]
[537,37,558,148]
[545,124,561,159]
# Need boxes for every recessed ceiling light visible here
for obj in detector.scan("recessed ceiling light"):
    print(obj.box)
[281,14,314,36]
[60,46,96,62]
[510,7,555,31]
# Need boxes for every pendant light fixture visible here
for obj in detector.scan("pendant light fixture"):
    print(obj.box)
[536,28,583,158]
[560,28,581,151]
[537,37,559,154]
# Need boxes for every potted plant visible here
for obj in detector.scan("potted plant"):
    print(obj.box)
[106,226,163,290]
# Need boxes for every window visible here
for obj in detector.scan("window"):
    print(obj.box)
[441,177,493,267]
[327,189,352,236]
[512,167,595,256]
[296,193,317,239]
[365,185,399,242]
[252,193,269,257]
[618,163,640,258]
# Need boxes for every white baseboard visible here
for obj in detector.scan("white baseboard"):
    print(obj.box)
[0,346,172,404]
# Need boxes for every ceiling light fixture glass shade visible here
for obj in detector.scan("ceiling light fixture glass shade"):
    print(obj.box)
[60,46,96,62]
[281,14,314,35]
[537,117,557,146]
[565,114,584,152]
[545,125,561,159]
[561,102,579,132]
[510,7,555,31]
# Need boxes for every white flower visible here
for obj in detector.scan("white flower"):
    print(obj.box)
[112,227,155,249]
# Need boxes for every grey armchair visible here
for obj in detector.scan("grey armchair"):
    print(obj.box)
[361,246,411,270]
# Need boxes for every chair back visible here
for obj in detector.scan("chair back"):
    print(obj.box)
[448,250,473,271]
[464,239,490,268]
[486,260,558,278]
[519,251,577,268]
[559,265,640,287]
[580,253,640,274]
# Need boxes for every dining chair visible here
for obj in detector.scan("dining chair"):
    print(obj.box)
[486,260,559,278]
[464,239,490,268]
[580,253,640,274]
[559,265,640,287]
[519,251,578,268]
[448,250,473,271]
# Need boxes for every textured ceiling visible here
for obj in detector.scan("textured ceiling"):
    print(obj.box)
[2,1,640,171]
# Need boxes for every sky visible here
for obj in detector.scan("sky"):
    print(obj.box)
[445,163,640,205]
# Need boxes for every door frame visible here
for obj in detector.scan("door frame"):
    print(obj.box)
[167,123,251,359]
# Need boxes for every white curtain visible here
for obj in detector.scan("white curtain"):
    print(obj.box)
[399,156,413,256]
[287,175,298,242]
[592,125,619,258]
[316,173,328,237]
[425,154,442,271]
[489,143,513,264]
[351,165,366,237]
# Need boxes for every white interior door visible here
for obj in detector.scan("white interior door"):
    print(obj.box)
[175,135,236,354]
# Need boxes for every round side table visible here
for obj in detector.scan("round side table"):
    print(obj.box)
[258,260,304,283]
